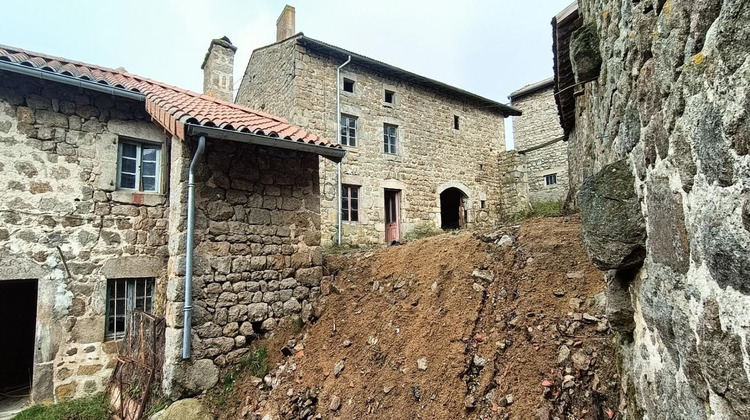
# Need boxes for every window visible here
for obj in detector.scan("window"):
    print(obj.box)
[383,124,397,154]
[481,200,486,209]
[118,140,162,192]
[106,278,154,340]
[343,78,354,93]
[384,90,395,104]
[454,115,460,130]
[340,115,357,147]
[341,185,359,222]
[544,173,558,186]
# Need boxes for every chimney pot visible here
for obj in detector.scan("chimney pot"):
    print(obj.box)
[276,5,296,42]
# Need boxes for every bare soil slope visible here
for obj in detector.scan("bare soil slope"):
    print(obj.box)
[211,216,621,419]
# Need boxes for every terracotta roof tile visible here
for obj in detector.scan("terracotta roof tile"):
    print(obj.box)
[0,44,338,150]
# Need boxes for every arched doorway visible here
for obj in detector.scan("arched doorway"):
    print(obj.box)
[440,187,467,229]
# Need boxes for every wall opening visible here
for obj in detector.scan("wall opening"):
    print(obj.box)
[0,279,37,396]
[440,187,467,229]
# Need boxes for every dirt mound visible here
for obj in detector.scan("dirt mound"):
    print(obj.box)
[208,216,621,419]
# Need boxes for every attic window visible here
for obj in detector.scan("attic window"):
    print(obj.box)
[384,90,395,104]
[343,78,354,93]
[454,115,460,130]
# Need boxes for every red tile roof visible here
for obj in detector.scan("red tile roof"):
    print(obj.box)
[0,44,338,149]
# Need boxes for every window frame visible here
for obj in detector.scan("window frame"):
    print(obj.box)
[105,277,155,341]
[383,124,398,154]
[343,78,355,93]
[341,184,360,223]
[544,173,558,186]
[117,139,162,193]
[340,114,357,147]
[384,89,395,104]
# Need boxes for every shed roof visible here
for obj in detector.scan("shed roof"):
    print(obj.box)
[509,77,555,101]
[0,43,343,158]
[552,1,582,136]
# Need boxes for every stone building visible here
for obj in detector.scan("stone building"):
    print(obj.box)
[235,6,521,245]
[508,78,568,203]
[0,40,342,408]
[553,0,750,418]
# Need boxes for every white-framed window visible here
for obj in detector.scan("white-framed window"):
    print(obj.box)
[106,278,155,341]
[340,115,357,147]
[383,124,398,154]
[544,173,558,186]
[118,139,162,193]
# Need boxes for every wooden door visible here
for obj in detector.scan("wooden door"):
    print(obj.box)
[385,190,400,243]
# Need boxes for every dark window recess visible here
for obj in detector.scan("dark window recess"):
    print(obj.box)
[342,185,360,222]
[340,115,357,147]
[454,115,460,130]
[106,278,155,340]
[384,124,398,154]
[385,90,395,103]
[343,78,354,93]
[481,200,486,209]
[544,173,558,186]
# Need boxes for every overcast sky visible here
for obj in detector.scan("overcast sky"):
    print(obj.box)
[1,0,571,148]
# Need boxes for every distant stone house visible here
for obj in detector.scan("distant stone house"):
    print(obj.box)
[509,78,568,203]
[234,6,521,245]
[0,41,343,406]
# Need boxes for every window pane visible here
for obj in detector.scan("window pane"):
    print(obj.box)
[351,209,358,222]
[142,176,156,192]
[142,147,158,162]
[121,143,137,158]
[120,174,135,189]
[121,157,137,174]
[351,188,358,199]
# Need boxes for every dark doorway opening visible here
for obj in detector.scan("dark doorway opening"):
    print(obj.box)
[440,188,467,229]
[0,279,37,393]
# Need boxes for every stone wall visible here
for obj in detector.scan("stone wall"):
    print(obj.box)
[567,0,750,418]
[497,150,530,217]
[161,140,323,398]
[237,38,509,245]
[0,72,170,403]
[511,86,568,203]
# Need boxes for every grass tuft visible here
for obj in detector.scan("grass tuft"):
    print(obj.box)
[13,393,109,420]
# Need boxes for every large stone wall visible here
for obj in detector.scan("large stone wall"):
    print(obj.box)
[511,86,568,203]
[237,38,509,245]
[567,0,750,418]
[161,140,324,398]
[0,72,170,403]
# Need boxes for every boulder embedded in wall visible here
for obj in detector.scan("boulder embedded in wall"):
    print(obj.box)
[605,268,635,335]
[171,359,219,397]
[569,22,602,83]
[150,398,214,420]
[579,159,646,270]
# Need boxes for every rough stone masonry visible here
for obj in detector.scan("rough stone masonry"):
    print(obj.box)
[566,0,750,418]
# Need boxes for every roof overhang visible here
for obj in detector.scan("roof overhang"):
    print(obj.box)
[296,35,522,117]
[552,1,582,136]
[0,59,145,101]
[185,124,347,162]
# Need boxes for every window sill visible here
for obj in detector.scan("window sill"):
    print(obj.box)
[112,190,166,206]
[382,102,395,108]
[382,153,401,162]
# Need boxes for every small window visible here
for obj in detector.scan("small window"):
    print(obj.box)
[341,185,359,222]
[383,124,398,154]
[343,78,354,93]
[118,139,162,192]
[454,115,460,130]
[106,278,155,340]
[544,173,558,186]
[480,200,486,209]
[384,90,395,104]
[340,115,357,147]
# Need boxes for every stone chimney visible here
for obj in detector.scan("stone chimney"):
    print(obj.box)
[201,36,237,102]
[276,5,296,42]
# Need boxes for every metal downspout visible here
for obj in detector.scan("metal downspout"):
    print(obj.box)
[336,55,352,245]
[182,136,206,360]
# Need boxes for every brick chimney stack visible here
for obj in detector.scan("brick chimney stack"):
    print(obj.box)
[201,36,237,102]
[276,5,296,42]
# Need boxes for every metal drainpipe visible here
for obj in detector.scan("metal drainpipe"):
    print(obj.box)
[182,136,206,360]
[336,55,352,245]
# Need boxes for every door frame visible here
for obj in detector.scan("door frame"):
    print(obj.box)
[384,189,401,243]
